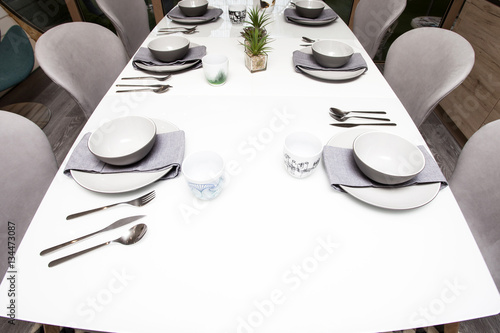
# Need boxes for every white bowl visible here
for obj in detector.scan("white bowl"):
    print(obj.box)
[178,0,208,16]
[88,116,157,166]
[182,151,225,200]
[295,1,325,19]
[312,40,354,68]
[353,132,425,185]
[148,36,190,62]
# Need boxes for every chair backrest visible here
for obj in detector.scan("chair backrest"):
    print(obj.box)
[384,27,475,128]
[0,111,58,278]
[353,0,406,59]
[450,119,500,290]
[35,22,129,118]
[96,0,151,58]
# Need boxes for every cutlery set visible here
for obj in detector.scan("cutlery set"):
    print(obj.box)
[328,107,396,127]
[157,26,198,35]
[116,75,173,93]
[42,191,156,267]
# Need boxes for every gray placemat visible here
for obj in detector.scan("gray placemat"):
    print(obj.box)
[64,131,185,180]
[167,7,223,21]
[293,50,368,73]
[323,145,448,192]
[284,8,338,22]
[132,46,206,70]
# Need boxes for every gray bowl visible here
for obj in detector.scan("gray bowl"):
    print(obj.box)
[178,0,208,17]
[295,1,325,19]
[312,40,354,68]
[353,131,426,185]
[148,36,190,62]
[88,116,157,166]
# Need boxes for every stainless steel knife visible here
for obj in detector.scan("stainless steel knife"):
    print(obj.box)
[40,215,145,256]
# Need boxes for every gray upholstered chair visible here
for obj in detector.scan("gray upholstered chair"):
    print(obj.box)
[352,0,406,59]
[35,22,129,118]
[384,27,475,128]
[0,110,58,278]
[450,119,500,290]
[96,0,151,58]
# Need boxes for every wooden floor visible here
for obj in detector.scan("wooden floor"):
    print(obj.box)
[0,69,498,333]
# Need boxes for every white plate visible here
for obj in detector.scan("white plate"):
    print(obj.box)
[327,128,441,210]
[296,47,366,81]
[167,6,221,24]
[71,119,179,194]
[135,60,199,73]
[287,16,337,26]
[135,43,201,73]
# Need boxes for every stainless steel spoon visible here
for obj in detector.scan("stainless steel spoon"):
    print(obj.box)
[302,36,317,43]
[158,25,197,32]
[48,224,148,267]
[121,75,171,81]
[330,114,391,122]
[116,85,172,94]
[329,107,387,117]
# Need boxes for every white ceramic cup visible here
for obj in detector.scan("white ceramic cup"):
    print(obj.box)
[283,131,323,178]
[228,4,246,24]
[202,54,229,86]
[182,151,225,200]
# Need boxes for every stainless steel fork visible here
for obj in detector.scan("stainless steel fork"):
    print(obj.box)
[66,190,156,220]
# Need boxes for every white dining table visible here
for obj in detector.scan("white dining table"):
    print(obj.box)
[1,1,499,333]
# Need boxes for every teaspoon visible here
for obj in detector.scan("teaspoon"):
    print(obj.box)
[330,114,390,122]
[121,75,171,81]
[329,107,387,117]
[48,224,148,267]
[116,85,172,94]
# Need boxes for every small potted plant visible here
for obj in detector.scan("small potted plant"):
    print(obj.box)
[240,7,273,72]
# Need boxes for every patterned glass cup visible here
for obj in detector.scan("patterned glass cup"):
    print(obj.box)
[182,151,225,200]
[284,131,323,178]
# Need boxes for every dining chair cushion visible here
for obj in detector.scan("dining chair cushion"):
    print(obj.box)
[450,119,500,290]
[95,0,151,58]
[353,0,406,59]
[384,27,475,128]
[35,22,129,118]
[0,25,34,91]
[0,111,57,278]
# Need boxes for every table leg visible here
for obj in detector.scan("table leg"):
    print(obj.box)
[444,322,460,333]
[43,324,60,333]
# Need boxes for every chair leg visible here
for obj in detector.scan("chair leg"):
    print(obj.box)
[443,322,460,333]
[43,324,60,333]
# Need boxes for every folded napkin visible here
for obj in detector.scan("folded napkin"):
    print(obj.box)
[323,145,448,192]
[167,7,223,21]
[293,50,368,73]
[132,46,206,70]
[284,8,338,23]
[64,131,185,180]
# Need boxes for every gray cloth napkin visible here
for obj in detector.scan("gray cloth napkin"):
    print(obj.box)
[167,7,223,21]
[132,46,206,70]
[323,145,448,192]
[64,131,185,180]
[284,8,338,23]
[293,50,368,73]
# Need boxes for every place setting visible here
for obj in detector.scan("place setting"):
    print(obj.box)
[285,1,338,26]
[166,0,223,24]
[322,128,448,209]
[129,35,207,75]
[63,115,185,193]
[293,39,368,81]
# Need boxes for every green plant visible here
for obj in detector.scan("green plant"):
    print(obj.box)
[241,27,272,56]
[245,6,272,30]
[240,6,273,57]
